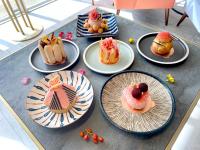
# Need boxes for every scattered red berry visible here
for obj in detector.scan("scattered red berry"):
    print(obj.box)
[58,32,64,38]
[93,133,98,140]
[83,135,89,141]
[65,32,73,40]
[80,128,104,144]
[98,137,104,143]
[86,128,93,134]
[93,138,98,144]
[80,131,84,137]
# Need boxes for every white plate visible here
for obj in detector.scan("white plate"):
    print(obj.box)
[83,40,135,74]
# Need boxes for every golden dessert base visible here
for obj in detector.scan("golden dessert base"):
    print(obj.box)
[12,24,43,42]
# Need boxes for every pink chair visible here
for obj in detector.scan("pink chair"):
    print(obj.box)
[113,0,175,25]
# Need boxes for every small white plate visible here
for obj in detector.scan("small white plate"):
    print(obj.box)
[83,40,134,74]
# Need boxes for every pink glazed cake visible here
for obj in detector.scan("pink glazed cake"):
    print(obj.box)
[121,83,155,113]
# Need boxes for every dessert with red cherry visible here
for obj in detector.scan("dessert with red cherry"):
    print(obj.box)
[121,83,155,113]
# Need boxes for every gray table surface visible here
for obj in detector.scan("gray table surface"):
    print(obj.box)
[0,13,200,150]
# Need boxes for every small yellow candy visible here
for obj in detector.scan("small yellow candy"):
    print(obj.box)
[167,74,172,78]
[166,74,175,84]
[128,38,134,44]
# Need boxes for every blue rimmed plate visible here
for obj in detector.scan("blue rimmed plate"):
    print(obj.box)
[100,70,175,135]
[77,13,119,38]
[25,71,94,128]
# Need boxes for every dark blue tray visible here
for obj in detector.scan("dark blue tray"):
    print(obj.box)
[76,13,119,38]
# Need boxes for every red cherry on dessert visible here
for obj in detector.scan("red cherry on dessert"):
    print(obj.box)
[132,88,142,99]
[139,83,148,92]
[83,135,89,141]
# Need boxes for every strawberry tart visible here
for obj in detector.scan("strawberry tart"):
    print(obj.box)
[83,8,108,33]
[44,76,77,113]
[121,83,155,113]
[38,33,67,65]
[99,37,119,64]
[151,32,174,58]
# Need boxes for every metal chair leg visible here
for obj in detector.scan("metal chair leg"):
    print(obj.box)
[116,9,120,15]
[177,12,188,27]
[165,9,170,26]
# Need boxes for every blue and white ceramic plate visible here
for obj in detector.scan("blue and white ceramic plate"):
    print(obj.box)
[25,71,94,128]
[77,13,119,38]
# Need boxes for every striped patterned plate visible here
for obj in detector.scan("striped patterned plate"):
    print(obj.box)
[25,71,94,128]
[100,71,175,135]
[76,13,119,37]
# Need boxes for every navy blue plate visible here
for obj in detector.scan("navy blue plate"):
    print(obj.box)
[77,13,119,38]
[29,40,80,73]
[100,70,176,135]
[136,32,189,65]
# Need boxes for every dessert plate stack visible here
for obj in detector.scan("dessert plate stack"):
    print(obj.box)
[25,71,94,128]
[100,71,175,134]
[77,13,119,38]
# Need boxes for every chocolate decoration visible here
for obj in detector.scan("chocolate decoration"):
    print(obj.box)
[62,85,76,103]
[49,92,62,110]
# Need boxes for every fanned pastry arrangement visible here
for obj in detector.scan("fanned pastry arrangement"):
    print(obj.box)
[44,75,77,113]
[38,33,67,65]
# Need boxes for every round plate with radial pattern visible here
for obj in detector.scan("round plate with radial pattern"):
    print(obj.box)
[100,70,175,135]
[25,71,93,128]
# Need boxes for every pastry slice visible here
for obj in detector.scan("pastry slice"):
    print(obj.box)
[44,76,77,113]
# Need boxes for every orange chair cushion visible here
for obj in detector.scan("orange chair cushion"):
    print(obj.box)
[113,0,175,9]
